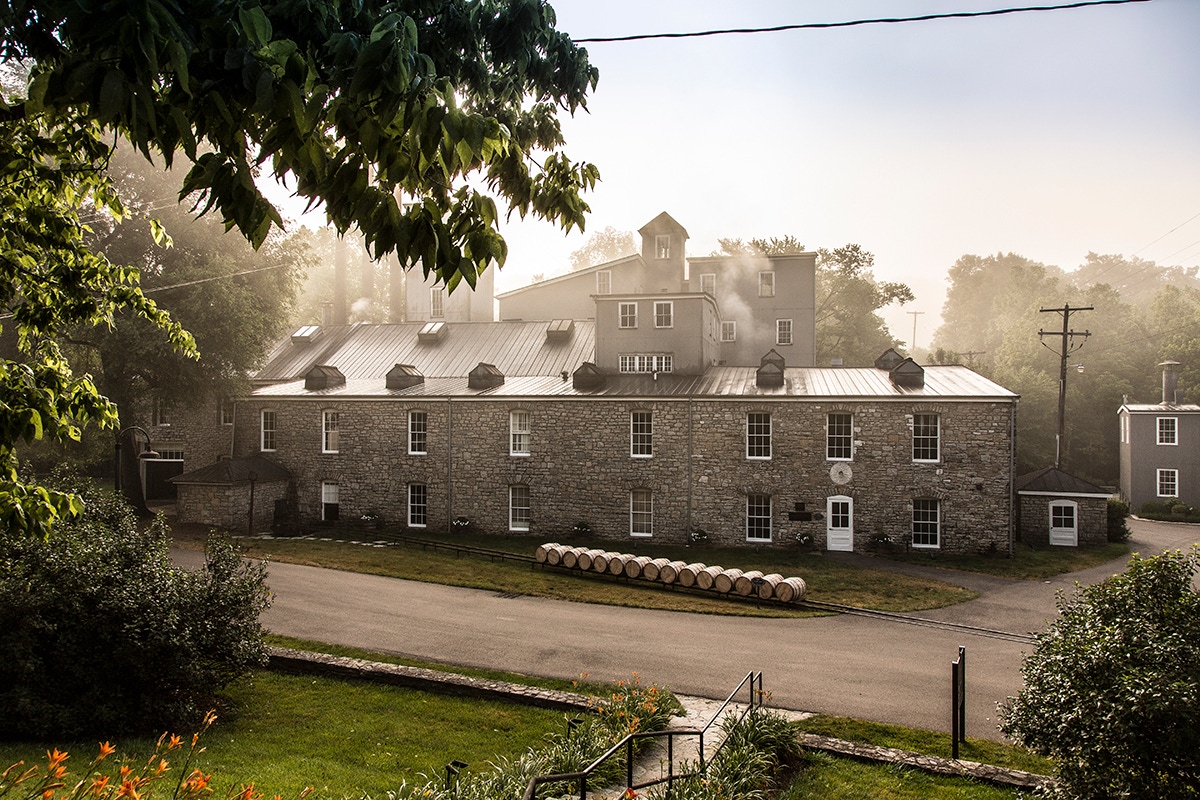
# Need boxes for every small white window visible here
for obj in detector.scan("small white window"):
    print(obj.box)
[1158,417,1178,445]
[510,485,531,531]
[655,235,670,259]
[1158,468,1178,498]
[630,489,653,536]
[759,271,775,297]
[631,410,653,458]
[408,410,427,455]
[321,482,340,522]
[912,499,940,548]
[261,410,277,452]
[430,288,444,319]
[747,412,772,459]
[912,414,940,462]
[619,302,638,329]
[597,270,612,294]
[721,321,736,342]
[408,483,428,527]
[776,319,793,346]
[510,410,531,456]
[746,494,772,541]
[220,399,234,426]
[322,410,339,453]
[827,412,853,460]
[654,301,673,328]
[619,354,673,374]
[700,273,716,295]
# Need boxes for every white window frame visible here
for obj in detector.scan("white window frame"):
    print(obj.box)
[321,481,339,522]
[827,412,853,461]
[654,301,673,329]
[759,271,775,297]
[700,273,716,295]
[1158,417,1178,445]
[630,488,653,537]
[220,398,234,426]
[618,354,673,374]
[912,413,940,462]
[776,318,793,346]
[510,410,531,456]
[1157,468,1179,498]
[746,494,772,542]
[260,409,277,452]
[721,321,736,342]
[747,412,772,460]
[322,409,339,453]
[1120,413,1129,444]
[596,270,612,294]
[430,287,445,319]
[655,234,671,259]
[408,410,427,455]
[631,410,653,458]
[619,302,638,329]
[912,499,940,548]
[509,485,531,531]
[1049,500,1079,547]
[408,483,428,527]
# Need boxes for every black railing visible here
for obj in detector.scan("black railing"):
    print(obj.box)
[521,671,764,800]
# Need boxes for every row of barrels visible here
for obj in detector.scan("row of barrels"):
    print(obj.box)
[534,543,807,603]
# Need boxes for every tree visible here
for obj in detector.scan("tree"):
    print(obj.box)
[999,549,1200,799]
[0,0,598,535]
[569,226,636,270]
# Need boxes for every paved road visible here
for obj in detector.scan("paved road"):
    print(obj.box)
[175,518,1196,741]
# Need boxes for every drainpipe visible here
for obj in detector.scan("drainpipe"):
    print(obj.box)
[686,397,694,534]
[229,397,237,458]
[1008,400,1017,558]
[447,397,453,532]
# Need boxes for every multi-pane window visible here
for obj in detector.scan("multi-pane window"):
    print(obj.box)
[655,234,671,259]
[1120,413,1129,444]
[912,499,940,548]
[510,410,531,455]
[1158,469,1179,498]
[261,410,276,452]
[700,273,716,295]
[322,410,339,453]
[1050,502,1076,530]
[721,321,736,342]
[408,410,427,454]
[220,399,234,426]
[1158,417,1178,445]
[408,483,428,527]
[912,414,940,462]
[631,411,653,457]
[630,489,653,536]
[597,270,612,294]
[619,354,673,374]
[152,397,169,427]
[759,271,775,297]
[430,288,444,319]
[510,485,531,531]
[776,319,793,346]
[827,412,853,460]
[654,301,673,328]
[747,494,772,541]
[321,482,339,522]
[619,302,638,329]
[747,412,772,459]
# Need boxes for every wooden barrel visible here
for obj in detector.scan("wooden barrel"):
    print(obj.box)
[624,556,652,579]
[576,548,604,571]
[775,576,808,603]
[535,543,561,563]
[695,565,724,590]
[608,553,631,575]
[641,558,671,581]
[545,544,569,566]
[757,573,785,600]
[658,560,689,584]
[713,568,744,594]
[677,562,706,588]
[591,551,615,573]
[561,546,586,569]
[734,570,765,596]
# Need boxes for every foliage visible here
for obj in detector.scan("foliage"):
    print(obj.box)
[0,0,598,535]
[999,549,1200,799]
[569,226,637,271]
[0,482,269,738]
[1137,499,1200,523]
[1106,498,1131,542]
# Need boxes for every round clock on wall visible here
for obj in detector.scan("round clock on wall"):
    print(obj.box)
[829,463,852,485]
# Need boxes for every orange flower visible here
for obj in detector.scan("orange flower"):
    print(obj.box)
[167,735,182,750]
[119,766,133,780]
[90,775,111,796]
[97,743,116,760]
[154,759,169,776]
[117,779,141,800]
[622,788,638,799]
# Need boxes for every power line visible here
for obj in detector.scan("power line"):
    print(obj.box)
[1133,210,1200,257]
[574,1,1150,43]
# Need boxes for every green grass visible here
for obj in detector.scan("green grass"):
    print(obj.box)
[883,541,1129,580]
[0,670,568,800]
[781,751,1030,799]
[794,715,1054,775]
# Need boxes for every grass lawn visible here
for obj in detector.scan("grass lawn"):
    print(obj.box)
[883,541,1129,580]
[782,752,1030,799]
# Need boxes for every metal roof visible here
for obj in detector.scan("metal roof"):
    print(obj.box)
[251,364,1016,401]
[1016,466,1108,496]
[1121,403,1200,413]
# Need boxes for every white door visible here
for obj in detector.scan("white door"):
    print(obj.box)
[826,495,853,552]
[1049,501,1078,547]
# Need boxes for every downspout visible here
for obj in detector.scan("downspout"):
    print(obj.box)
[229,397,237,458]
[447,397,453,532]
[1008,399,1017,558]
[686,397,694,534]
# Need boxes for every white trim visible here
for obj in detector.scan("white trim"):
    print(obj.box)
[321,409,339,453]
[1018,490,1111,499]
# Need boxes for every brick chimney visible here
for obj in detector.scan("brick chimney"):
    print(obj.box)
[1161,361,1180,405]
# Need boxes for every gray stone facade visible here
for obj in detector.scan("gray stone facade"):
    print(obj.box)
[1017,494,1108,547]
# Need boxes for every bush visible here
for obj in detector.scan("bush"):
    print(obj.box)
[0,484,270,738]
[999,548,1200,798]
[1106,498,1131,542]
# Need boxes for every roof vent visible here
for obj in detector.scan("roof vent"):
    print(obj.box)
[304,364,345,391]
[874,348,905,371]
[291,324,320,345]
[756,361,784,388]
[468,362,504,390]
[418,321,446,343]
[759,349,786,371]
[386,364,424,391]
[573,362,606,391]
[546,319,575,343]
[889,358,925,388]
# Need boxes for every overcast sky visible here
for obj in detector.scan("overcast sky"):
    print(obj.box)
[484,0,1200,348]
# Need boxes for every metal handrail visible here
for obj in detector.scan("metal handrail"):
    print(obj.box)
[521,671,764,800]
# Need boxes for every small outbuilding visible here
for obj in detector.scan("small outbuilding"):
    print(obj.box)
[1016,467,1110,547]
[172,455,292,533]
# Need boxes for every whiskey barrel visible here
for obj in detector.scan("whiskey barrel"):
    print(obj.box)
[712,568,744,594]
[695,565,725,590]
[775,576,808,603]
[658,560,689,584]
[608,553,631,575]
[624,556,653,579]
[576,548,604,571]
[733,570,765,596]
[561,546,586,569]
[677,562,707,588]
[591,551,616,573]
[756,573,785,600]
[641,558,671,581]
[534,542,561,563]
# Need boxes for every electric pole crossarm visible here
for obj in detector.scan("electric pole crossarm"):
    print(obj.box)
[1037,303,1093,470]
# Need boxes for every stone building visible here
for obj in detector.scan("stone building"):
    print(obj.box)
[1015,467,1109,547]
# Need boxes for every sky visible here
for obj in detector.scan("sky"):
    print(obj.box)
[477,0,1200,349]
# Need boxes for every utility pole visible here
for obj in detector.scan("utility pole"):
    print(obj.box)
[1038,303,1092,470]
[960,350,986,368]
[907,310,925,353]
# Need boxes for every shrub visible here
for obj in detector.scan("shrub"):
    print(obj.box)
[999,548,1200,798]
[1106,498,1131,542]
[0,484,270,738]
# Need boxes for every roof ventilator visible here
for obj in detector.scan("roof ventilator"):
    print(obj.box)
[468,362,504,390]
[386,364,424,391]
[304,364,345,391]
[756,349,785,388]
[889,358,925,388]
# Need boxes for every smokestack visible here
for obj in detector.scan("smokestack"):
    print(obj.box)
[320,302,333,326]
[333,237,348,325]
[389,255,405,322]
[1161,361,1181,405]
[359,244,375,320]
